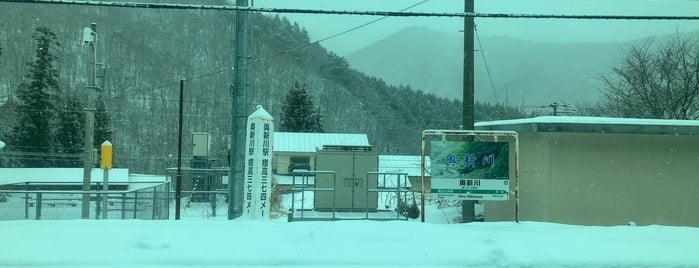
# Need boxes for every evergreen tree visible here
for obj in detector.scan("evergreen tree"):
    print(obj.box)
[55,94,84,167]
[9,27,61,167]
[280,82,324,133]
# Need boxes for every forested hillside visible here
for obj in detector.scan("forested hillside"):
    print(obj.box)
[0,2,523,174]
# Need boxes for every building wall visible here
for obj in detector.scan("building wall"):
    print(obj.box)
[485,132,699,227]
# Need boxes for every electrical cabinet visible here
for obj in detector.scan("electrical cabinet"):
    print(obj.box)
[192,132,211,158]
[314,145,378,212]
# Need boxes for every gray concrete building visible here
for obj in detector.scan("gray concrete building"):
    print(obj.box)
[476,116,699,227]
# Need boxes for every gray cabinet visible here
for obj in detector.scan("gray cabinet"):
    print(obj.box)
[314,146,378,212]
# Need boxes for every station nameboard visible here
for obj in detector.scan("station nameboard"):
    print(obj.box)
[430,141,510,201]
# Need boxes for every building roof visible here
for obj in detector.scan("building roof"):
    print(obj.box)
[476,116,699,135]
[273,132,370,153]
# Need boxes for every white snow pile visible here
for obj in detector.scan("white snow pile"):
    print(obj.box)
[2,219,698,267]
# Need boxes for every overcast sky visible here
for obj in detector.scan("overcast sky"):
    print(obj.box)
[253,0,699,55]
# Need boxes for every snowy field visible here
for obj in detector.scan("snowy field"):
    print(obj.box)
[2,203,699,268]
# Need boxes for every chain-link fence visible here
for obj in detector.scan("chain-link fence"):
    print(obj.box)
[0,181,170,220]
[164,167,230,219]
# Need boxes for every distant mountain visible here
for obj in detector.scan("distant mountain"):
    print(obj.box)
[346,26,633,107]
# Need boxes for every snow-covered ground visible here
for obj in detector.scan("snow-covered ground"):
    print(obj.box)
[2,202,699,268]
[2,174,698,267]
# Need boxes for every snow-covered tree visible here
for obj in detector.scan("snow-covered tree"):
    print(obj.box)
[9,26,61,167]
[280,82,324,133]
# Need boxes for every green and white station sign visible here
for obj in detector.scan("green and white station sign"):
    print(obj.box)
[430,140,510,201]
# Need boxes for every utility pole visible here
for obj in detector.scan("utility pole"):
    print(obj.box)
[175,79,185,220]
[541,102,571,116]
[228,0,248,220]
[81,23,97,219]
[462,0,477,223]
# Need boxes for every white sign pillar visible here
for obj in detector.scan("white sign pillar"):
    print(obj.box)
[242,105,274,219]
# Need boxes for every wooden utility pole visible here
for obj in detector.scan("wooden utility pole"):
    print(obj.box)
[175,79,185,220]
[228,0,248,220]
[462,0,477,223]
[81,23,97,219]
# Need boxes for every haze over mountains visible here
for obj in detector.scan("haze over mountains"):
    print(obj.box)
[346,26,690,108]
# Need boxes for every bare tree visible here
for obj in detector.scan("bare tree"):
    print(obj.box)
[600,34,699,120]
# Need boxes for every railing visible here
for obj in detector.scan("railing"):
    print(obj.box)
[367,172,411,220]
[0,181,170,220]
[287,170,414,221]
[288,170,336,221]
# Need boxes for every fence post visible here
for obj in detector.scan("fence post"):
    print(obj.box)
[121,192,126,219]
[152,187,157,220]
[166,181,171,220]
[96,182,101,219]
[210,175,217,217]
[35,192,42,220]
[24,183,29,219]
[133,191,138,219]
[210,192,217,217]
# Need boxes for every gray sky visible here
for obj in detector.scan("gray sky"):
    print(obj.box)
[254,0,699,55]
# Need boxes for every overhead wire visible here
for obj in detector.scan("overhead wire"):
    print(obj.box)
[6,0,695,99]
[71,0,434,105]
[3,1,696,135]
[474,23,499,103]
[2,0,699,20]
[248,0,431,65]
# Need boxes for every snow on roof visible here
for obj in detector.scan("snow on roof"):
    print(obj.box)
[477,116,699,127]
[0,168,130,185]
[273,132,370,153]
[476,116,699,135]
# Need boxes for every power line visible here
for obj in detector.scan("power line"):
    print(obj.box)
[6,0,694,102]
[2,0,699,20]
[474,24,499,103]
[95,1,434,102]
[248,0,430,65]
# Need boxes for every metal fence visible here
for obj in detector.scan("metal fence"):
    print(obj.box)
[172,190,229,218]
[287,170,415,221]
[0,181,170,220]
